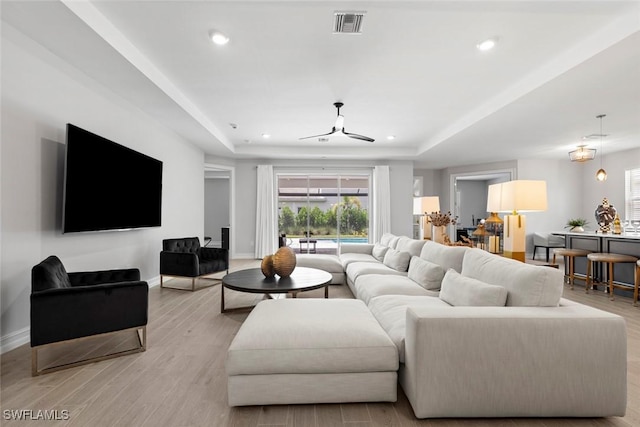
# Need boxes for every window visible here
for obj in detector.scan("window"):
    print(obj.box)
[625,168,640,221]
[277,173,370,254]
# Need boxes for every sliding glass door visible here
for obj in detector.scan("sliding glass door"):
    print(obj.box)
[277,173,370,255]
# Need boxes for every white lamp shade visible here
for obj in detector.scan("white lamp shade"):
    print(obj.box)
[486,183,503,212]
[413,196,440,215]
[496,180,547,213]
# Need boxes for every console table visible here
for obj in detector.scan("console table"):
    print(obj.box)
[552,231,640,293]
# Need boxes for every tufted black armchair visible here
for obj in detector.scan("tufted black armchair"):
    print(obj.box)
[160,237,229,291]
[30,255,148,375]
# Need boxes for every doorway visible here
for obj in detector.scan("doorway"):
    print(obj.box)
[204,164,234,254]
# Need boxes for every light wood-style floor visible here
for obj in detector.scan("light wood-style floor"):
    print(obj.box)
[1,258,639,427]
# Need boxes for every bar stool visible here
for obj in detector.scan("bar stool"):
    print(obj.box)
[586,252,639,306]
[637,260,640,307]
[552,248,592,290]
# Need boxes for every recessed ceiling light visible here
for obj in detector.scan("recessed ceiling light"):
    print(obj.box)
[387,135,396,140]
[262,133,271,139]
[476,38,497,51]
[210,31,230,45]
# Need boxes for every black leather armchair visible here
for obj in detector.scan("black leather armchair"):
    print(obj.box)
[160,237,229,291]
[30,256,148,376]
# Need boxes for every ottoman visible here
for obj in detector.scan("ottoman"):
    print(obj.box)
[296,254,345,284]
[226,299,399,406]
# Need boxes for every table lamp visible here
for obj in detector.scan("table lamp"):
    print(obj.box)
[488,180,547,262]
[413,196,440,240]
[485,184,505,254]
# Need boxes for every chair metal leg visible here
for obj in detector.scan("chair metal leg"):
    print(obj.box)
[586,259,592,293]
[31,326,146,376]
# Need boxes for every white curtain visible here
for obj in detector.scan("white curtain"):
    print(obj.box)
[254,165,277,258]
[372,165,391,243]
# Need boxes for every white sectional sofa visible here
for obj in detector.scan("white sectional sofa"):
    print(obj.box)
[227,233,627,419]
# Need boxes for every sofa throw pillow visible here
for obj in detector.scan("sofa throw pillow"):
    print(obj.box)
[439,269,508,307]
[372,243,389,262]
[382,249,411,272]
[396,238,428,257]
[407,256,445,290]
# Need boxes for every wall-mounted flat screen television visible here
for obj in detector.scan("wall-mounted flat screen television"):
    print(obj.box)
[63,124,163,233]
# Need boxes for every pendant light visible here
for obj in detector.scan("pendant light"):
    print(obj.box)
[595,114,607,181]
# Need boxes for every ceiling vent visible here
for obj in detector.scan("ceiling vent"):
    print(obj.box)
[333,11,365,34]
[582,133,609,140]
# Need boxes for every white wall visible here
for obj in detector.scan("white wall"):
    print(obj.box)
[412,168,441,197]
[1,31,204,351]
[205,158,413,257]
[580,147,640,223]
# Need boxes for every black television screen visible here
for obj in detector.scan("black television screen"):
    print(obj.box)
[63,124,163,233]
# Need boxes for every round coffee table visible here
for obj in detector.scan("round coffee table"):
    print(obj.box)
[221,267,332,313]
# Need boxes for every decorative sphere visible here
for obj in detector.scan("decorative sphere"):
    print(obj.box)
[260,255,275,278]
[273,246,296,278]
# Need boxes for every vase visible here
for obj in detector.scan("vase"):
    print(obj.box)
[432,225,447,244]
[273,246,296,277]
[260,255,275,278]
[570,226,584,233]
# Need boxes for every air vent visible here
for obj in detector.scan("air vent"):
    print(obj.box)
[333,11,365,34]
[582,133,609,140]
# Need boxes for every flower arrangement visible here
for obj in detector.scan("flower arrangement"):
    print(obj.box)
[428,211,458,227]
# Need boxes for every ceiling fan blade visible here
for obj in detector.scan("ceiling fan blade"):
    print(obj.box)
[298,128,338,140]
[343,130,375,142]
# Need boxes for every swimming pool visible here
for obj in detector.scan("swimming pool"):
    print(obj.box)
[331,237,369,244]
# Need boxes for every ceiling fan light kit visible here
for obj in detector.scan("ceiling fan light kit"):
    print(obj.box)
[299,102,375,142]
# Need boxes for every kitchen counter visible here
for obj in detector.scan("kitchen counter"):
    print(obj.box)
[552,231,639,295]
[552,231,640,240]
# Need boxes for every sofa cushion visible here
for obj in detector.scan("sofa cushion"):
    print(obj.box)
[383,249,411,272]
[354,274,438,305]
[379,233,396,247]
[372,243,389,262]
[461,248,564,307]
[368,295,450,363]
[419,240,468,273]
[396,238,428,257]
[346,262,408,284]
[340,252,378,270]
[439,269,508,307]
[407,256,445,290]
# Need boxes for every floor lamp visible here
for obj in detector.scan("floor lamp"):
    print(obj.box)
[488,180,547,262]
[413,196,440,240]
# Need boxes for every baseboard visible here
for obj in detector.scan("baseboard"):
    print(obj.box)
[147,275,161,288]
[1,326,30,354]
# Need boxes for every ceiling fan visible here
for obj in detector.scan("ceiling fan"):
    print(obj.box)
[299,102,375,142]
